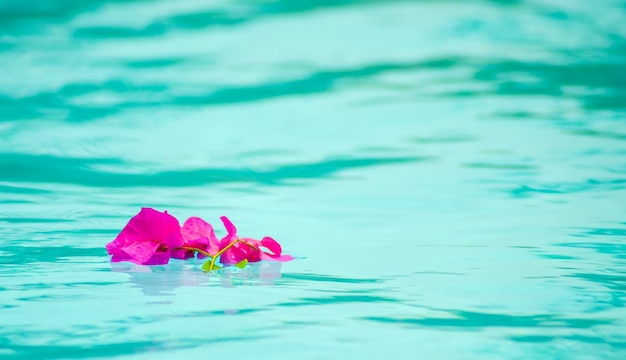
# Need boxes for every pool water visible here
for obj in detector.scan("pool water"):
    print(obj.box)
[1,0,626,358]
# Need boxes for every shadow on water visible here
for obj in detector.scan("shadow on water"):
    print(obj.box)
[549,224,626,308]
[567,272,626,309]
[510,334,626,350]
[0,0,457,38]
[1,52,624,122]
[0,0,403,32]
[274,294,398,308]
[0,0,527,31]
[472,58,626,111]
[362,310,612,329]
[0,185,51,195]
[0,335,259,360]
[0,245,105,265]
[281,273,382,284]
[67,0,525,39]
[558,224,626,260]
[565,129,626,141]
[0,152,426,187]
[0,58,457,122]
[557,241,626,261]
[578,225,626,238]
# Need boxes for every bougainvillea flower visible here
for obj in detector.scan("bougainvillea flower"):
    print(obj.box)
[217,216,294,265]
[180,216,220,258]
[106,207,184,265]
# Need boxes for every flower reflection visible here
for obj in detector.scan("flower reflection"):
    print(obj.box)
[217,261,283,288]
[110,260,283,296]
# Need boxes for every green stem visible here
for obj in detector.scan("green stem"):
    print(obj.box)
[178,242,260,272]
[207,239,243,271]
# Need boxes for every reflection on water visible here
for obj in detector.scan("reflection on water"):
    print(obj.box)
[111,261,284,295]
[1,0,626,358]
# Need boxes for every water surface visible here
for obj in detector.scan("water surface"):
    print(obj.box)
[1,0,626,359]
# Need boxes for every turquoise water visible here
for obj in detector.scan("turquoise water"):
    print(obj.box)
[1,0,626,358]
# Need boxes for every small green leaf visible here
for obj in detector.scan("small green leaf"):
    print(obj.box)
[202,260,221,272]
[234,259,248,269]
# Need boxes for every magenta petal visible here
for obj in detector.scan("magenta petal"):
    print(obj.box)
[187,236,209,248]
[217,236,261,264]
[106,207,182,265]
[259,253,294,262]
[166,231,185,250]
[219,245,248,265]
[257,237,294,262]
[187,237,211,258]
[106,232,131,255]
[142,251,171,265]
[110,252,132,262]
[170,248,194,260]
[182,217,216,243]
[220,216,237,237]
[119,240,161,264]
[182,217,219,254]
[259,237,282,255]
[135,208,182,247]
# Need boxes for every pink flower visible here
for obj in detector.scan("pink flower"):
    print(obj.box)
[217,216,294,265]
[106,207,184,265]
[180,217,220,258]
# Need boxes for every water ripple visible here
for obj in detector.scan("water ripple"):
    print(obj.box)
[0,153,426,187]
[0,0,625,358]
[362,310,612,329]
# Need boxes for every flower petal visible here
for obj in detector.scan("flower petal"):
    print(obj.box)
[166,231,185,251]
[219,244,249,265]
[119,240,162,264]
[181,217,219,255]
[182,217,215,242]
[259,237,282,255]
[110,251,132,263]
[142,251,171,265]
[259,253,295,262]
[106,207,182,265]
[220,216,237,237]
[136,208,182,247]
[170,248,195,260]
[257,237,294,262]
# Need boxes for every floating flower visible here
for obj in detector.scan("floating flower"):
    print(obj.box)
[106,207,184,265]
[106,209,294,272]
[217,216,294,265]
